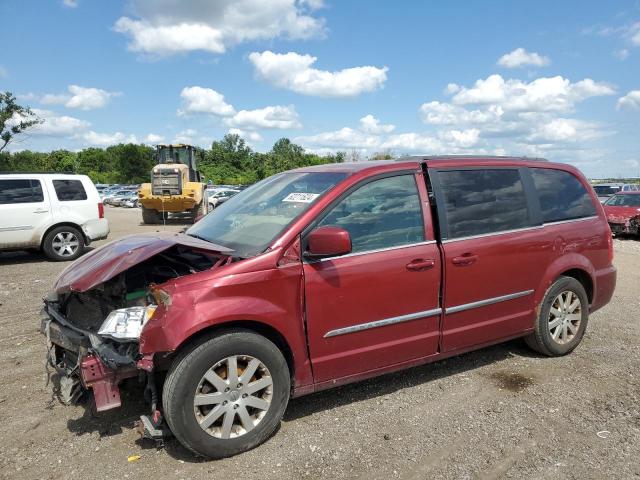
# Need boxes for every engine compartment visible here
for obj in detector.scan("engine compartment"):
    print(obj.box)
[58,245,226,332]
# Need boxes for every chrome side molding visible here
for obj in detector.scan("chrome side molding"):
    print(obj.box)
[445,289,534,314]
[324,307,442,338]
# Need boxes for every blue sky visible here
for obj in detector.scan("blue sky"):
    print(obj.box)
[1,0,639,177]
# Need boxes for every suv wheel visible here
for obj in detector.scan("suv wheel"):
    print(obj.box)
[163,329,290,459]
[525,276,589,356]
[42,226,85,261]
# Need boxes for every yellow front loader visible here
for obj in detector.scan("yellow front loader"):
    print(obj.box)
[138,144,206,224]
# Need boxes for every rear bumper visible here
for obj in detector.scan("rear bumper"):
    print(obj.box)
[591,265,617,313]
[82,218,109,243]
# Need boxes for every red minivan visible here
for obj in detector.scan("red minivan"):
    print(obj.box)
[42,156,616,458]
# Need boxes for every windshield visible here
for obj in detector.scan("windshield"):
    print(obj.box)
[158,146,191,166]
[604,194,640,207]
[188,171,347,257]
[593,185,621,196]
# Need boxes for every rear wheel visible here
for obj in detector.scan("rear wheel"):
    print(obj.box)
[163,330,290,459]
[141,206,161,224]
[525,276,589,356]
[42,225,85,261]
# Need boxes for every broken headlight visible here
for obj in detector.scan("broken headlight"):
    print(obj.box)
[98,306,156,341]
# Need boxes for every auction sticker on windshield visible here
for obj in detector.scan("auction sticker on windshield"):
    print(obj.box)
[282,192,319,203]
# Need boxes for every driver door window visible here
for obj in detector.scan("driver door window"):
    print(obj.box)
[316,174,425,253]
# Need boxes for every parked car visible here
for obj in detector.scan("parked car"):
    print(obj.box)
[41,157,615,458]
[104,189,134,205]
[121,194,140,208]
[0,174,109,261]
[592,183,639,203]
[206,188,240,211]
[603,191,640,235]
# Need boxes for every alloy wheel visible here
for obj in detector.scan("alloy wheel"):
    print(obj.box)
[194,355,273,439]
[52,231,80,257]
[548,290,582,345]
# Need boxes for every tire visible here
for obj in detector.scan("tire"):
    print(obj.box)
[163,329,290,459]
[525,276,589,356]
[141,206,160,224]
[42,225,85,261]
[190,201,204,223]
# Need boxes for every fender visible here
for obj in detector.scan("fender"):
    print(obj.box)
[534,251,595,309]
[139,261,314,389]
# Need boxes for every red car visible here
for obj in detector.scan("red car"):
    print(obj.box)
[603,191,640,236]
[42,156,616,458]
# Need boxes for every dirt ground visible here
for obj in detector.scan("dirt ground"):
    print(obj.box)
[0,207,638,480]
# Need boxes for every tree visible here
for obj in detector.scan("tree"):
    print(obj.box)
[0,92,41,152]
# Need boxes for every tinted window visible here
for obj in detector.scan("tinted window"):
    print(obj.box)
[593,185,621,196]
[531,169,597,223]
[0,179,44,205]
[604,194,640,207]
[316,175,425,253]
[438,169,530,239]
[53,179,87,201]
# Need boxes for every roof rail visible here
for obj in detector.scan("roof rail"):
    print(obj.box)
[395,155,548,162]
[0,171,78,174]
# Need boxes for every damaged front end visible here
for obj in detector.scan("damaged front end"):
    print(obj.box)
[607,214,640,236]
[40,233,233,433]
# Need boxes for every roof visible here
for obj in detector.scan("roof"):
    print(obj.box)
[292,155,553,175]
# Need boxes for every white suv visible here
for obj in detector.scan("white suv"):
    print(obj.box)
[0,174,109,261]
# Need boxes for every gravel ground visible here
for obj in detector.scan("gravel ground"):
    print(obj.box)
[0,207,638,480]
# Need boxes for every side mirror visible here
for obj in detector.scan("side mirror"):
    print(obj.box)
[305,226,352,259]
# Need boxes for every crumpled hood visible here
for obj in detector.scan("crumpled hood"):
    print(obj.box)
[604,205,640,223]
[54,232,231,293]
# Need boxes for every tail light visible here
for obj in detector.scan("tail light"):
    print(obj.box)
[98,202,104,219]
[607,229,614,263]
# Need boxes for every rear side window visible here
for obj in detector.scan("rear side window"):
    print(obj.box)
[0,179,44,204]
[52,179,87,201]
[531,169,596,223]
[437,169,530,239]
[316,175,425,253]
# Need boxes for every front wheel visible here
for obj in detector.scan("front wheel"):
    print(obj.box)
[141,206,161,224]
[162,330,290,458]
[525,276,589,356]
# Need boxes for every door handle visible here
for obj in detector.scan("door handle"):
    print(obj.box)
[33,209,49,214]
[406,258,435,271]
[451,253,478,266]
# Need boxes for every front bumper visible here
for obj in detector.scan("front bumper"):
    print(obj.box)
[608,220,639,236]
[41,301,140,412]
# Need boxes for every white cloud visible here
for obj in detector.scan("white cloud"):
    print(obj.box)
[359,114,395,134]
[144,133,164,144]
[497,48,550,68]
[294,127,380,149]
[178,86,235,116]
[379,129,481,152]
[249,51,388,97]
[449,74,615,113]
[226,105,301,130]
[114,0,325,57]
[526,118,603,143]
[20,109,90,137]
[420,101,504,125]
[62,0,78,7]
[0,66,7,78]
[228,128,263,143]
[173,128,197,145]
[617,90,640,110]
[40,85,120,110]
[81,131,138,146]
